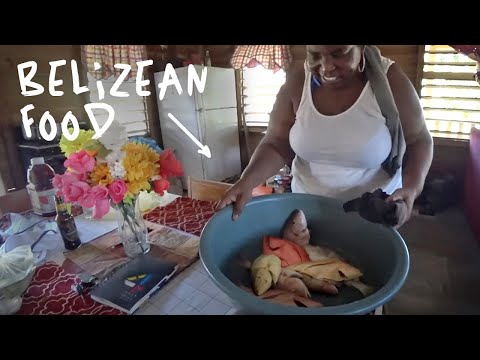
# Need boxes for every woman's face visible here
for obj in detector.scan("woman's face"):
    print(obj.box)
[306,45,364,88]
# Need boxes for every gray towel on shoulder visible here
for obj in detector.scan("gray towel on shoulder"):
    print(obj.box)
[364,45,406,177]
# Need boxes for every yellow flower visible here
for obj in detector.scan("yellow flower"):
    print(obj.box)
[90,163,113,186]
[127,180,151,197]
[59,129,96,157]
[122,142,160,197]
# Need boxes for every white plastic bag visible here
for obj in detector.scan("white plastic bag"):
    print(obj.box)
[0,213,35,242]
[0,244,35,290]
[0,244,36,315]
[1,220,61,265]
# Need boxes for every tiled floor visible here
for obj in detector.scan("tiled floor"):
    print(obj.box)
[134,259,240,315]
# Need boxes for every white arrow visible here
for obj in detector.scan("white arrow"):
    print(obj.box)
[167,113,211,158]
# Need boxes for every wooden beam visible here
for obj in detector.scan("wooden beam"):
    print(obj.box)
[423,107,480,113]
[423,72,476,81]
[415,45,425,95]
[144,65,163,147]
[424,61,476,66]
[421,96,480,101]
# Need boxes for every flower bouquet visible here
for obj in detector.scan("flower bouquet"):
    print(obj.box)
[52,122,183,257]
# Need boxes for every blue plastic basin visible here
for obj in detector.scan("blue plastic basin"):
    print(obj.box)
[199,193,410,315]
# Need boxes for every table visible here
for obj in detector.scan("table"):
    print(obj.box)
[12,196,383,315]
[15,196,243,315]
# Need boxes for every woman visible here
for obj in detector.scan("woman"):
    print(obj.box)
[217,45,433,228]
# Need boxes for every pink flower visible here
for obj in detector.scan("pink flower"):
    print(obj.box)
[79,191,95,209]
[108,180,127,204]
[62,180,91,204]
[53,172,84,197]
[79,185,110,220]
[92,187,110,219]
[64,150,95,175]
[55,171,87,184]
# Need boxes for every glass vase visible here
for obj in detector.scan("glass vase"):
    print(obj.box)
[114,198,150,258]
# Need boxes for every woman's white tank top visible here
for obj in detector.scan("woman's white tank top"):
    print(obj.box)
[289,57,402,202]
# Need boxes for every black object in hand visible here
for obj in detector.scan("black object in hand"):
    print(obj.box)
[343,189,406,227]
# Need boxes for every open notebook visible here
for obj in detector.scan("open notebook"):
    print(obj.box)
[89,253,178,314]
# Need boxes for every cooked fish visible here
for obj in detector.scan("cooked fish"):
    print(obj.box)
[286,258,374,296]
[242,286,323,308]
[274,269,311,298]
[303,244,342,262]
[281,209,310,247]
[300,273,339,295]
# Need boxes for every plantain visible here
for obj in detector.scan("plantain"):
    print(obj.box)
[250,254,282,295]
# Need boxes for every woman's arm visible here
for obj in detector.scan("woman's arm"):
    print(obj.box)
[386,62,434,225]
[388,62,434,197]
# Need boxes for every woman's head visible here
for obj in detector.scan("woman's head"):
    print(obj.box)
[306,45,366,88]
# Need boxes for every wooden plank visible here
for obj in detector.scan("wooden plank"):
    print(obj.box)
[415,45,425,95]
[423,72,476,81]
[424,61,475,66]
[425,45,458,53]
[421,84,480,91]
[421,96,480,101]
[425,51,459,55]
[425,118,480,125]
[423,107,480,113]
[430,131,471,140]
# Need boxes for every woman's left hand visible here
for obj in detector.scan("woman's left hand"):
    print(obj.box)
[386,187,418,228]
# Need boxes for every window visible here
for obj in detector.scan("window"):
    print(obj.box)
[240,65,286,128]
[87,73,149,137]
[420,45,480,139]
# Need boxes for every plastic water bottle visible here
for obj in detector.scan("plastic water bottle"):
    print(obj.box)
[26,157,57,217]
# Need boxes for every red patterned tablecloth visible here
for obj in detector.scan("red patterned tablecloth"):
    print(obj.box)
[17,262,124,315]
[16,197,214,315]
[144,197,216,236]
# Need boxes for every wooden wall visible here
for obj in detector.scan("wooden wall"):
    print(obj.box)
[0,45,89,125]
[0,45,88,191]
[0,44,469,197]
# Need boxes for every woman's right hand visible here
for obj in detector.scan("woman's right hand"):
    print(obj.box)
[215,179,255,221]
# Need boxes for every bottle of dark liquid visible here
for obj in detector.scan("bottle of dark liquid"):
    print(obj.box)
[55,196,82,250]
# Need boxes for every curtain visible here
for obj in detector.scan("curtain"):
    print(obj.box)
[230,45,292,73]
[81,45,148,80]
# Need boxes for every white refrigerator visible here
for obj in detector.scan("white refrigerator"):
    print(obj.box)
[154,66,242,189]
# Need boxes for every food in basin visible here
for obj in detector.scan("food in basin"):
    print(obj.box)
[199,193,410,315]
